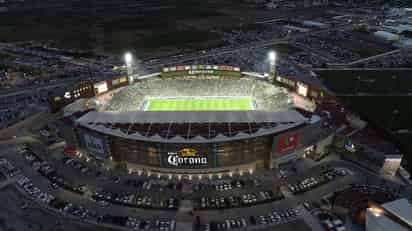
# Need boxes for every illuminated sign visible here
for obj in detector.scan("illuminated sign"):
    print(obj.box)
[293,94,316,112]
[162,65,240,73]
[64,92,71,99]
[167,148,207,166]
[119,76,128,83]
[188,70,215,75]
[382,156,402,176]
[297,82,308,97]
[344,139,356,153]
[277,133,299,154]
[94,81,108,94]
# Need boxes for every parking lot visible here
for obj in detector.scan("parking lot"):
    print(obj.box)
[0,136,409,231]
[287,167,350,195]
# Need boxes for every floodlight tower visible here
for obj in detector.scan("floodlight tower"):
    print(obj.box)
[124,52,133,83]
[268,51,277,82]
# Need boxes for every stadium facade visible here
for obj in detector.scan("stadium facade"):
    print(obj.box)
[52,65,331,176]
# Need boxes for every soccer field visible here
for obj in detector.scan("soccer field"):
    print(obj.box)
[144,97,254,111]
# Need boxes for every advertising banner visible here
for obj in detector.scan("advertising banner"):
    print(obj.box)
[83,133,105,155]
[94,81,108,95]
[159,144,215,168]
[161,65,241,78]
[277,133,299,154]
[48,82,95,113]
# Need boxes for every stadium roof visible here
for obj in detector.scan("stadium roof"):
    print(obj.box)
[77,110,307,124]
[76,110,311,143]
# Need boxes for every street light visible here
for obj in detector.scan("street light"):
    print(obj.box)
[124,52,133,83]
[268,51,277,82]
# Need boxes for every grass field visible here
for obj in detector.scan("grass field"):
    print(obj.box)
[144,97,254,111]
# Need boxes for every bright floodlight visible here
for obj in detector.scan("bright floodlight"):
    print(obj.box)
[268,51,276,62]
[124,53,132,64]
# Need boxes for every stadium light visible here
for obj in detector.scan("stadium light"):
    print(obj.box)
[268,51,277,82]
[124,52,133,65]
[124,52,134,83]
[268,51,276,63]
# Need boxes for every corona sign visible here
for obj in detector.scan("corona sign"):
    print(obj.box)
[167,148,207,167]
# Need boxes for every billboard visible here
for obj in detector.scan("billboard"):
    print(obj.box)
[161,65,241,78]
[167,147,208,167]
[159,144,215,168]
[276,133,299,154]
[110,76,129,88]
[94,81,108,95]
[381,155,402,176]
[297,82,308,97]
[83,133,105,155]
[48,82,95,113]
[293,93,316,112]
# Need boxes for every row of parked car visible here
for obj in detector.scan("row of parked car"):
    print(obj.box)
[22,149,182,212]
[92,191,179,210]
[200,218,248,231]
[21,148,87,194]
[195,190,283,210]
[52,197,177,231]
[288,168,348,194]
[99,215,176,231]
[124,177,258,194]
[251,208,299,226]
[0,158,21,177]
[62,156,92,175]
[126,217,176,231]
[2,157,103,225]
[193,178,261,192]
[125,178,183,192]
[2,154,177,231]
[17,174,55,204]
[198,208,299,231]
[316,212,347,231]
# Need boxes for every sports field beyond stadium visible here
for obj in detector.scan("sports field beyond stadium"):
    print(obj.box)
[144,97,255,111]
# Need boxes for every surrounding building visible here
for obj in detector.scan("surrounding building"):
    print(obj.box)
[366,198,412,231]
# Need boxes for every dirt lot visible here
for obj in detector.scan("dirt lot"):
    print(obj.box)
[0,0,340,57]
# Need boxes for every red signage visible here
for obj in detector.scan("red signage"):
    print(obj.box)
[277,133,299,154]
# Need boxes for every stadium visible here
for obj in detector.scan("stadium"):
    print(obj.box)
[54,65,328,177]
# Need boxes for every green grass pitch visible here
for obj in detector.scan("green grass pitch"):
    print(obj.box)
[145,97,254,111]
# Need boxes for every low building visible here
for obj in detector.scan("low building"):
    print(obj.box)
[366,198,412,231]
[374,31,400,42]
